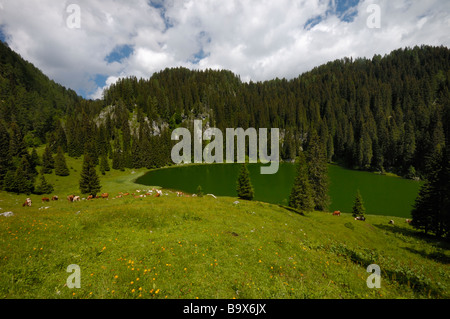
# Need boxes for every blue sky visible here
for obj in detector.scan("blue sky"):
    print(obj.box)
[0,0,448,99]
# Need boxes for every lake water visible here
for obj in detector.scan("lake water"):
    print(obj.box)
[135,163,422,218]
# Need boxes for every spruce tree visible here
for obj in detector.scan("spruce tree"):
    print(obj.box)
[411,146,449,237]
[351,190,366,218]
[289,152,314,211]
[196,185,204,197]
[306,130,330,211]
[41,145,55,174]
[99,154,110,175]
[79,154,101,196]
[236,163,254,200]
[34,169,54,194]
[14,156,34,194]
[54,146,70,176]
[0,121,11,182]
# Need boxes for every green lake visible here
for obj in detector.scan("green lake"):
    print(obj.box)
[135,163,422,218]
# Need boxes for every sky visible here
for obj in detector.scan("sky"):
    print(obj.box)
[0,0,449,100]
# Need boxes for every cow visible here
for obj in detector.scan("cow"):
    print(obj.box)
[154,192,161,197]
[354,216,366,221]
[332,211,341,216]
[123,193,130,196]
[67,195,75,202]
[87,195,94,200]
[389,220,395,225]
[22,198,32,207]
[405,219,412,224]
[42,197,50,203]
[101,193,109,199]
[176,191,183,197]
[52,196,59,201]
[73,196,80,202]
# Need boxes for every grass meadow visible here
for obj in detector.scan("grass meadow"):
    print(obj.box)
[0,151,449,299]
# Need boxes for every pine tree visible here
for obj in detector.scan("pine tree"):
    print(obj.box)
[79,154,101,196]
[99,154,110,175]
[306,130,330,211]
[14,156,34,194]
[289,152,314,211]
[236,163,254,200]
[411,146,449,237]
[0,121,11,182]
[54,146,70,176]
[34,169,54,194]
[41,145,55,174]
[351,190,366,218]
[196,185,204,197]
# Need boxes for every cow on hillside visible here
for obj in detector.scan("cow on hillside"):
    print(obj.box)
[22,198,32,207]
[332,211,341,216]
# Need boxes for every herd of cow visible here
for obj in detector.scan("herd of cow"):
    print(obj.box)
[20,188,179,208]
[20,197,414,226]
[332,210,412,224]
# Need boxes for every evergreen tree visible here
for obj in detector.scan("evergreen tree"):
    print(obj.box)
[79,154,102,196]
[236,163,254,200]
[351,190,366,218]
[8,122,27,159]
[411,146,449,237]
[41,145,55,174]
[99,154,110,175]
[13,156,34,194]
[306,130,330,211]
[0,121,11,183]
[289,152,314,211]
[34,169,54,194]
[196,185,204,197]
[54,146,70,176]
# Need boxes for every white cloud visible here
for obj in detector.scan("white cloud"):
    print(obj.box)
[0,0,449,99]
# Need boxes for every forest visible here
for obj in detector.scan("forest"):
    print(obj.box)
[0,41,449,237]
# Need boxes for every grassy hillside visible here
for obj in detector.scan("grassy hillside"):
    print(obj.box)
[0,153,449,299]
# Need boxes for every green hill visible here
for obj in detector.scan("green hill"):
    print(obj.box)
[0,154,448,299]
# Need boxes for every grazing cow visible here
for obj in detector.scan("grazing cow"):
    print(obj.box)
[354,216,366,221]
[42,197,50,203]
[52,196,58,201]
[87,195,94,200]
[405,219,412,224]
[67,195,75,202]
[123,193,130,196]
[332,211,341,216]
[389,220,395,225]
[155,192,161,197]
[22,198,32,207]
[101,193,109,199]
[176,191,183,197]
[73,196,80,202]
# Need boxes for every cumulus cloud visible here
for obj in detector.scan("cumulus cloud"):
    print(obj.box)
[0,0,449,99]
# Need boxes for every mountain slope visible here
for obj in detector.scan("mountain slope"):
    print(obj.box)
[0,40,81,143]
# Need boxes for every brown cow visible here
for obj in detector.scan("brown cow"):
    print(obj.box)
[123,193,130,196]
[332,211,341,216]
[87,195,94,200]
[101,193,109,199]
[52,196,59,201]
[67,195,75,202]
[22,198,32,207]
[42,197,50,203]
